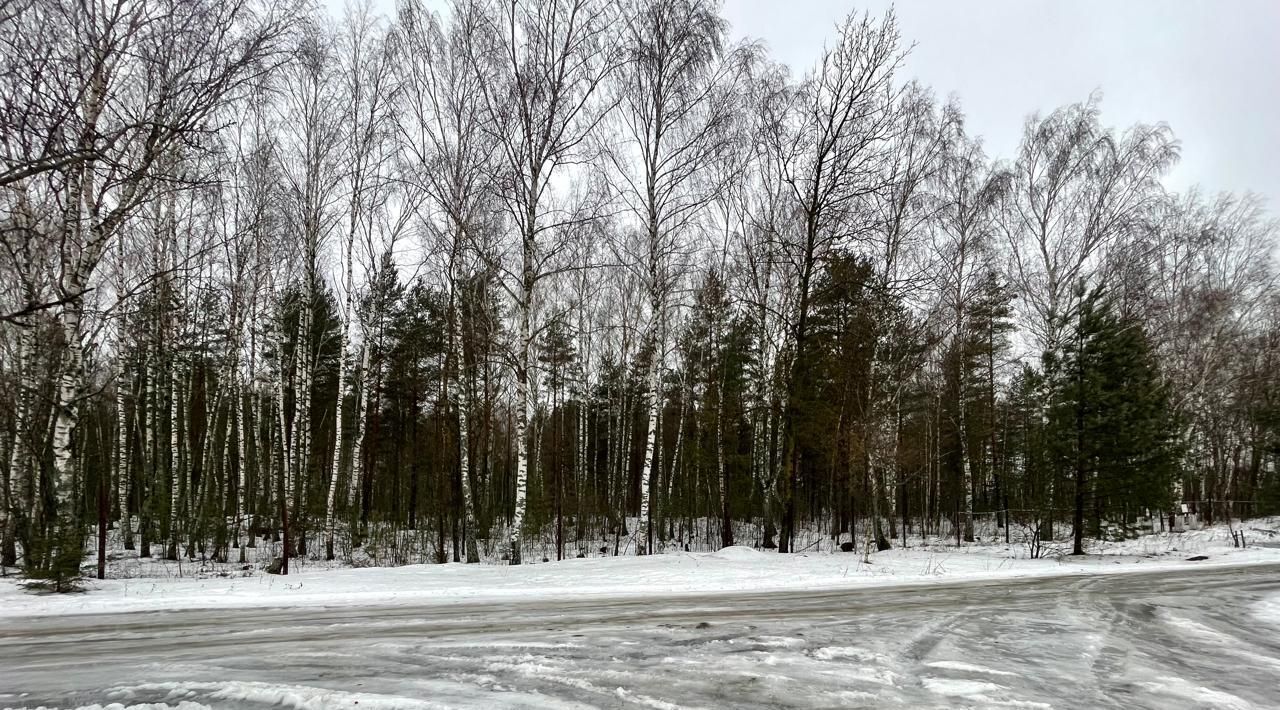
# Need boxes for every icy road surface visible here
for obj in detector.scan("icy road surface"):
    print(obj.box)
[3,564,1279,709]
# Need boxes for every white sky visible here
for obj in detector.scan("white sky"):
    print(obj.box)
[722,0,1280,207]
[328,0,1280,208]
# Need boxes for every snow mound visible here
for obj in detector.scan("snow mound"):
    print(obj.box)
[708,545,764,561]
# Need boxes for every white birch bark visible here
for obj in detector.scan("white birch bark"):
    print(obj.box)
[511,386,529,565]
[8,325,34,545]
[638,333,660,555]
[276,330,294,523]
[888,391,902,539]
[959,372,975,542]
[453,297,480,563]
[114,354,131,545]
[51,307,85,513]
[235,378,248,558]
[325,231,356,560]
[142,327,157,557]
[347,343,371,509]
[168,357,182,558]
[716,377,728,546]
[247,389,264,551]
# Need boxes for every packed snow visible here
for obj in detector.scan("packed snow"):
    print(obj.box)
[3,562,1279,710]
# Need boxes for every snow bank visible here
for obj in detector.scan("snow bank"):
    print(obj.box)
[1,518,1276,619]
[706,545,763,561]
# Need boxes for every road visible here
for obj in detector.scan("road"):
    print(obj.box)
[2,564,1279,709]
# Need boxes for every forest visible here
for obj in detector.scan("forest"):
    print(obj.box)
[2,0,1279,590]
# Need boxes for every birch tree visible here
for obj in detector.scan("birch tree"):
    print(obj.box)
[326,3,395,562]
[468,0,619,564]
[1000,97,1177,545]
[608,0,743,554]
[393,0,499,563]
[933,116,1006,542]
[8,0,294,584]
[277,19,344,563]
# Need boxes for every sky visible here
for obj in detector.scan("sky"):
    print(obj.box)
[328,0,1280,209]
[722,0,1280,207]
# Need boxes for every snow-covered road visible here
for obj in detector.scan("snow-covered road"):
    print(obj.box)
[4,564,1280,709]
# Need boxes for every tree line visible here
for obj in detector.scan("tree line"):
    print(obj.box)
[3,0,1279,588]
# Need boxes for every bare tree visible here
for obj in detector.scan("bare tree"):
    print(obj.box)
[1138,191,1277,519]
[7,0,295,582]
[1002,97,1177,361]
[931,112,1006,542]
[466,0,619,564]
[1000,96,1176,549]
[392,0,501,563]
[607,0,743,554]
[761,10,904,552]
[325,1,396,562]
[276,17,344,567]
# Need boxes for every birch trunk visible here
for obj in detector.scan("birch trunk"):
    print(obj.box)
[6,324,33,564]
[956,322,975,542]
[453,310,480,563]
[665,378,687,541]
[959,391,975,542]
[52,308,85,513]
[246,389,262,551]
[325,297,352,561]
[717,380,731,549]
[576,389,588,542]
[141,332,157,559]
[236,379,248,561]
[348,344,371,514]
[276,332,294,572]
[638,334,660,555]
[167,357,183,560]
[290,276,314,557]
[114,354,132,549]
[1,428,13,566]
[888,393,901,540]
[509,251,533,565]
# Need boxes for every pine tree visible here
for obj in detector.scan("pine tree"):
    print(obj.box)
[1051,291,1179,554]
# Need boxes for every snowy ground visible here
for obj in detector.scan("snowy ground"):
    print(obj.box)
[2,518,1277,618]
[3,564,1279,709]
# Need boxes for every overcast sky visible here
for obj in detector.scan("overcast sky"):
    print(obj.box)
[331,0,1280,208]
[722,0,1280,207]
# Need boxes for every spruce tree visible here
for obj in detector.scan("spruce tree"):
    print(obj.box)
[1051,291,1179,554]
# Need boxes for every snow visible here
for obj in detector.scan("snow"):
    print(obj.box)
[1,518,1276,619]
[924,660,1019,677]
[920,677,1007,696]
[36,705,212,710]
[1254,592,1280,628]
[96,681,486,710]
[808,646,878,661]
[58,679,602,710]
[705,544,763,561]
[1137,676,1255,710]
[4,556,1278,710]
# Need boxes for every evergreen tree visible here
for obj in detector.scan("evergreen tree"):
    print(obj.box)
[1050,291,1179,554]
